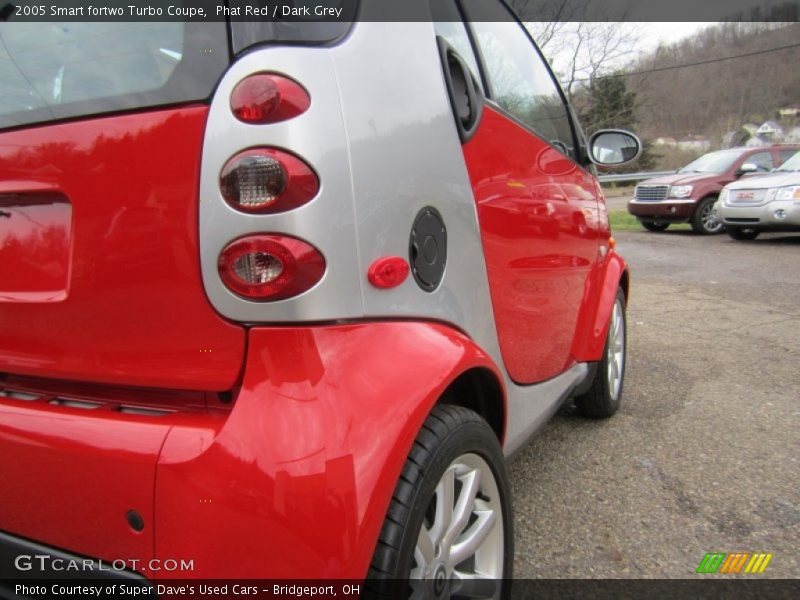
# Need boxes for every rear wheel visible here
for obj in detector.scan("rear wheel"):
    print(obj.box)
[640,220,669,232]
[575,288,626,419]
[691,196,723,234]
[726,227,760,241]
[366,405,512,599]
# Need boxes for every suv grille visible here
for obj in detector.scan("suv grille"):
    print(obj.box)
[635,185,669,201]
[727,189,767,205]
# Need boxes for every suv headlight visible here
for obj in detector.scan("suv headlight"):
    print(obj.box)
[719,188,730,203]
[774,186,800,201]
[669,185,693,198]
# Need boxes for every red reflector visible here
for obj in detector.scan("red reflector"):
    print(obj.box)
[220,149,318,214]
[368,256,410,289]
[230,74,310,124]
[218,235,325,301]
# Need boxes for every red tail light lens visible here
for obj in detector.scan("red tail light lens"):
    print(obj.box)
[220,149,318,214]
[230,74,310,124]
[218,235,325,301]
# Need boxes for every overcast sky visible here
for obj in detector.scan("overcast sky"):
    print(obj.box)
[637,22,717,50]
[539,22,720,81]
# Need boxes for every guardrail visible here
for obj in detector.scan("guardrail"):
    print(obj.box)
[598,170,674,184]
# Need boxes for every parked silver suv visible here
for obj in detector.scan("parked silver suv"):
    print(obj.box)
[717,151,800,240]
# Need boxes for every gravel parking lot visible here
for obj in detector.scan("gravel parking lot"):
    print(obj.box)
[511,229,800,578]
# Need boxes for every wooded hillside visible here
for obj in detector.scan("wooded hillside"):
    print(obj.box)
[628,23,800,142]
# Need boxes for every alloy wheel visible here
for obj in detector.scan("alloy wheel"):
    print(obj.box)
[700,201,723,233]
[410,453,504,599]
[606,298,625,401]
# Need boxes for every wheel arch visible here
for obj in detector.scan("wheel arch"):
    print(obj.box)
[619,267,630,304]
[154,321,507,579]
[695,192,720,207]
[571,251,629,362]
[437,366,506,445]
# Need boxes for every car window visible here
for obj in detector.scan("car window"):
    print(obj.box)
[679,149,744,174]
[778,149,798,165]
[776,151,800,172]
[432,1,483,92]
[745,151,774,172]
[0,22,227,130]
[460,0,576,158]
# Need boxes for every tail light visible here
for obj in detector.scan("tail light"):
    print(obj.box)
[218,235,325,301]
[230,74,310,124]
[220,149,318,214]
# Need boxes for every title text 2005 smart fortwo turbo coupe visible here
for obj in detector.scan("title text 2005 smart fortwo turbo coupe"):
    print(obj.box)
[0,1,639,596]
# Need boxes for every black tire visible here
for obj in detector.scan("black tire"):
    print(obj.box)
[640,220,669,232]
[726,227,760,241]
[575,288,627,419]
[366,405,513,599]
[690,196,724,234]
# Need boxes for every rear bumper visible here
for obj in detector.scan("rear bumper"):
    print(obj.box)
[627,198,696,220]
[0,531,152,592]
[720,200,800,229]
[0,321,503,580]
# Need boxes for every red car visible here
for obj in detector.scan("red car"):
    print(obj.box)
[0,2,637,595]
[628,145,799,234]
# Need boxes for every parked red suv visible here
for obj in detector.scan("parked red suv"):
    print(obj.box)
[628,145,799,234]
[0,1,638,594]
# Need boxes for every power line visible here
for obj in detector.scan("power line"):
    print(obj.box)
[574,42,800,82]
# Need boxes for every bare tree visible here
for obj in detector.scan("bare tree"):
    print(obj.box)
[511,0,642,103]
[510,0,588,61]
[546,22,642,103]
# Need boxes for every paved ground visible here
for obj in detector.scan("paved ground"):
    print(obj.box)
[510,228,800,578]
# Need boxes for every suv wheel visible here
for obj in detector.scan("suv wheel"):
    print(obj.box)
[366,405,512,599]
[575,288,626,419]
[640,220,669,232]
[690,196,723,234]
[727,227,760,241]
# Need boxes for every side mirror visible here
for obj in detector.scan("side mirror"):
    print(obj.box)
[588,129,642,166]
[737,163,758,176]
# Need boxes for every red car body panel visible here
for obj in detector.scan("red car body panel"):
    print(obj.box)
[0,107,245,391]
[154,322,504,579]
[570,250,628,361]
[461,107,605,383]
[0,375,229,568]
[0,197,72,302]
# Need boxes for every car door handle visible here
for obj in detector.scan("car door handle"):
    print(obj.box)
[437,37,483,142]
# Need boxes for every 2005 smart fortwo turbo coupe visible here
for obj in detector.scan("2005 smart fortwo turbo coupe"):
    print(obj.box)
[0,0,639,596]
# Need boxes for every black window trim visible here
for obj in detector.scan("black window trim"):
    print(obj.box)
[451,0,494,99]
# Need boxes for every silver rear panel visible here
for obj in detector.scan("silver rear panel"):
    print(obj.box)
[198,18,594,456]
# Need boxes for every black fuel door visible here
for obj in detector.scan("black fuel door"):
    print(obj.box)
[409,207,447,292]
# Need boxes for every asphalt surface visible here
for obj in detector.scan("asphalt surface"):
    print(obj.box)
[510,228,800,578]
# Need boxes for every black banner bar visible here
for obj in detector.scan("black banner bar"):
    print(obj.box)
[1,0,798,23]
[2,579,800,600]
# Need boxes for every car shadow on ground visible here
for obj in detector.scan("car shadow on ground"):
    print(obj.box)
[636,230,800,244]
[735,234,800,245]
